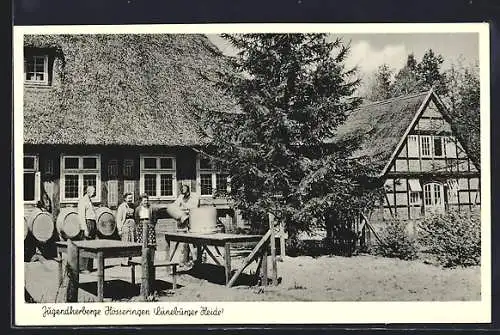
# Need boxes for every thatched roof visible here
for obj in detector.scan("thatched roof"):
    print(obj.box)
[24,34,237,146]
[333,91,432,176]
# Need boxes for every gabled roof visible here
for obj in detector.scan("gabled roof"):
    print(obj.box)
[333,90,435,177]
[23,34,237,146]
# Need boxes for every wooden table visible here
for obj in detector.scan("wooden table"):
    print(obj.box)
[56,240,143,302]
[162,232,264,287]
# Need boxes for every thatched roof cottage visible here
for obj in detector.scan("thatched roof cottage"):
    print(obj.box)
[23,34,238,230]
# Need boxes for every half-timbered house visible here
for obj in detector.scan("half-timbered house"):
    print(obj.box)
[334,89,480,239]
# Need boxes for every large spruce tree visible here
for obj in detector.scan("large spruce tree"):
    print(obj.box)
[444,60,480,167]
[391,50,448,96]
[204,34,382,244]
[366,64,393,102]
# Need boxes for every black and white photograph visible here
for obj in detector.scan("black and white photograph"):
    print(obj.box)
[13,23,490,325]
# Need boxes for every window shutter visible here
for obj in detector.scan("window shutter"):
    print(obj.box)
[408,179,422,192]
[445,137,457,158]
[447,179,459,203]
[407,135,418,157]
[108,180,118,207]
[34,171,41,202]
[124,180,135,202]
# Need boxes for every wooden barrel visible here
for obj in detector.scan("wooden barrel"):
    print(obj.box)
[56,208,81,240]
[27,208,54,243]
[189,207,218,234]
[96,207,116,237]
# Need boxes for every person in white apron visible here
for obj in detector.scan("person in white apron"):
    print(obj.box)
[166,184,200,270]
[77,185,97,272]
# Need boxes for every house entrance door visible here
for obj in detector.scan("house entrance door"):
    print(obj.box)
[423,182,445,215]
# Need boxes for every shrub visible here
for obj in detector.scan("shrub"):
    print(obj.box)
[374,219,418,261]
[286,235,355,257]
[286,238,323,257]
[418,209,480,268]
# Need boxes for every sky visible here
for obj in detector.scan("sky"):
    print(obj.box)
[207,33,479,80]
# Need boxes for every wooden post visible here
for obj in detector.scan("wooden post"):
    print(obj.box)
[224,243,232,287]
[261,244,268,287]
[140,220,153,300]
[196,244,203,265]
[254,252,264,285]
[66,240,79,303]
[268,214,277,286]
[96,251,104,302]
[141,247,153,299]
[172,264,177,290]
[57,251,63,285]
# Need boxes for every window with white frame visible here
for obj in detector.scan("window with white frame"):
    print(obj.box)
[420,136,431,157]
[420,135,445,158]
[408,179,422,206]
[197,156,229,197]
[24,54,49,85]
[60,155,101,202]
[24,155,40,202]
[139,156,176,198]
[423,182,444,209]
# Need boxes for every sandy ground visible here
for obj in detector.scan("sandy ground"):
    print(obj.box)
[161,254,480,302]
[25,250,480,303]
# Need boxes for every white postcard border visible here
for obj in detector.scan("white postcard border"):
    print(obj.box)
[13,23,491,326]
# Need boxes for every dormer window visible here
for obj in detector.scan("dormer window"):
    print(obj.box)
[24,54,49,85]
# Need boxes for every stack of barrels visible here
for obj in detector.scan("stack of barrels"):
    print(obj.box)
[24,206,117,261]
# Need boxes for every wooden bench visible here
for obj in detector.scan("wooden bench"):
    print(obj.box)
[128,259,178,291]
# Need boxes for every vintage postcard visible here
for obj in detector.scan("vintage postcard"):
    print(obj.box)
[13,23,491,326]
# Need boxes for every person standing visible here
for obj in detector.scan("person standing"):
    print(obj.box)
[117,192,136,241]
[167,184,200,227]
[77,185,98,272]
[166,184,200,269]
[134,193,156,247]
[117,192,136,266]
